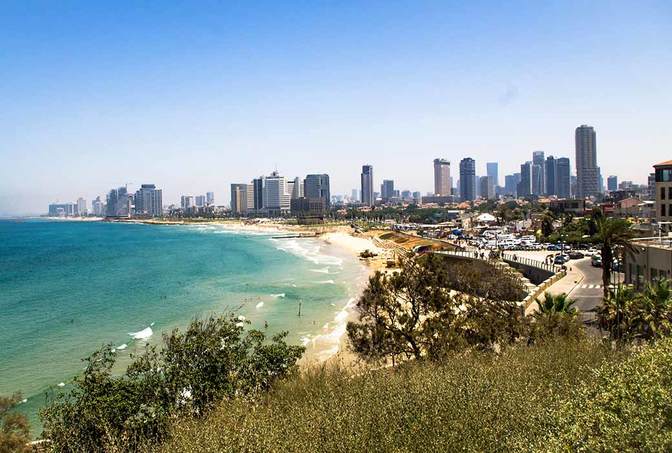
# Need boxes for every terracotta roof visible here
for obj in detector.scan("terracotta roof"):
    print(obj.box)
[654,160,672,167]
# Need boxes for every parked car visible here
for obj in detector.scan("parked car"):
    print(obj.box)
[568,251,585,259]
[591,255,602,267]
[554,255,569,265]
[547,244,561,251]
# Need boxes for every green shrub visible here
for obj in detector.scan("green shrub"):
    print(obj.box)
[40,315,304,452]
[1,393,31,453]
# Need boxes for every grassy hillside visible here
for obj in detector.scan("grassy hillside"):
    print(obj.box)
[161,338,633,452]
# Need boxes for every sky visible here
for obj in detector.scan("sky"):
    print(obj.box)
[0,0,670,215]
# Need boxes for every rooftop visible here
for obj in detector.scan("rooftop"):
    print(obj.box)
[654,160,672,168]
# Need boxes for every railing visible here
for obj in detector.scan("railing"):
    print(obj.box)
[437,250,561,274]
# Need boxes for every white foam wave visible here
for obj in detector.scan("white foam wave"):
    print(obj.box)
[256,301,264,309]
[317,280,335,284]
[129,327,153,340]
[310,268,330,274]
[271,293,286,298]
[272,238,344,266]
[57,382,65,387]
[116,343,128,350]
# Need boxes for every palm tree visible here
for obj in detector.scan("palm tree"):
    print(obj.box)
[595,218,637,298]
[535,291,576,315]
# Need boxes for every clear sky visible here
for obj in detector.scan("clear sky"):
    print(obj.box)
[1,0,670,215]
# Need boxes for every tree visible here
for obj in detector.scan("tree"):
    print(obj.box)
[41,315,304,452]
[540,210,555,238]
[0,394,31,453]
[595,218,637,298]
[532,292,582,339]
[346,255,529,363]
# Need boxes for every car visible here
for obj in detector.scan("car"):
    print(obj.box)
[554,255,569,265]
[568,251,585,259]
[591,255,603,267]
[547,244,561,251]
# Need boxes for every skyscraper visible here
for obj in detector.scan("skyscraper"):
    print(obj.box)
[230,184,247,214]
[381,180,395,203]
[518,162,532,197]
[532,151,545,195]
[134,184,163,217]
[504,174,520,197]
[304,174,331,207]
[76,197,87,216]
[479,176,494,200]
[195,195,206,207]
[607,175,618,192]
[486,162,499,188]
[459,158,476,202]
[556,158,571,198]
[252,177,265,212]
[361,165,374,206]
[545,156,557,196]
[263,171,291,215]
[433,158,451,196]
[575,124,599,198]
[206,192,215,206]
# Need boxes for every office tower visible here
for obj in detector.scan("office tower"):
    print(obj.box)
[607,175,618,192]
[412,191,422,204]
[401,190,412,201]
[504,174,518,196]
[381,180,395,202]
[134,184,163,217]
[195,195,206,207]
[575,124,599,198]
[288,177,303,200]
[545,156,557,196]
[556,158,571,198]
[530,151,544,195]
[75,197,86,216]
[252,177,265,211]
[304,174,331,207]
[486,162,499,188]
[180,195,194,210]
[263,171,291,215]
[361,165,374,206]
[433,158,451,196]
[246,183,255,212]
[48,202,77,217]
[230,184,249,214]
[518,162,532,197]
[479,176,494,200]
[206,192,215,206]
[106,186,130,217]
[351,189,359,202]
[92,196,103,216]
[459,158,476,201]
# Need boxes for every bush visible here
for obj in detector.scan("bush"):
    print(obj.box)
[160,338,617,452]
[0,393,31,453]
[40,315,304,452]
[548,337,672,452]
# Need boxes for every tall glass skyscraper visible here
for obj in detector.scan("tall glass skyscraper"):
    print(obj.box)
[459,158,476,202]
[575,125,599,198]
[361,165,374,206]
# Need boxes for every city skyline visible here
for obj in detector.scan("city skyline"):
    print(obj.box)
[1,1,671,215]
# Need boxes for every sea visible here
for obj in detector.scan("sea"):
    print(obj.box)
[0,219,366,435]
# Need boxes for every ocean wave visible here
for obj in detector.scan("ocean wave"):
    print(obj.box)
[271,293,286,298]
[116,343,128,350]
[129,326,153,340]
[310,268,330,274]
[271,238,344,266]
[256,301,264,309]
[317,280,335,284]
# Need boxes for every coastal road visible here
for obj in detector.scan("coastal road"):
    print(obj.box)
[564,258,604,320]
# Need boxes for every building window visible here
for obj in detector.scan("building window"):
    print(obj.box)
[662,187,666,200]
[663,204,667,217]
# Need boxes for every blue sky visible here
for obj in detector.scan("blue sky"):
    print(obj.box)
[0,0,670,214]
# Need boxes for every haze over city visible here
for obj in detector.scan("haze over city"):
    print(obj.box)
[1,0,670,215]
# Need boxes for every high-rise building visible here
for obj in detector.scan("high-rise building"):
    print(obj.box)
[304,174,331,208]
[289,177,303,200]
[206,192,215,206]
[518,162,532,197]
[479,176,495,200]
[607,175,618,192]
[350,189,359,203]
[361,165,374,206]
[545,156,557,196]
[556,158,571,198]
[459,158,476,201]
[504,174,520,197]
[654,160,672,227]
[195,195,206,207]
[486,162,499,188]
[381,180,395,203]
[48,202,77,217]
[648,173,656,200]
[230,184,249,214]
[532,151,545,194]
[252,177,264,211]
[76,197,87,216]
[180,195,194,210]
[433,158,451,196]
[134,184,163,217]
[263,171,291,215]
[92,196,104,216]
[575,124,599,198]
[106,187,131,217]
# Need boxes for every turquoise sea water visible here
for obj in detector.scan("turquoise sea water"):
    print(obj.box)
[0,219,365,434]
